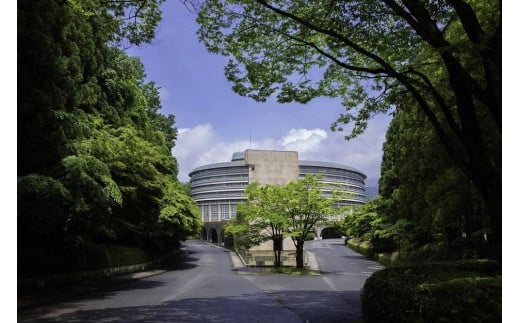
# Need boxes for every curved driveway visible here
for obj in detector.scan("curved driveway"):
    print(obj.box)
[19,239,383,323]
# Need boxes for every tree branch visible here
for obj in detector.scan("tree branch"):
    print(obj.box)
[286,34,389,76]
[255,0,400,77]
[404,68,463,141]
[446,0,484,44]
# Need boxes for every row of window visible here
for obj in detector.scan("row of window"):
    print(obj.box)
[299,166,365,181]
[308,175,365,186]
[199,203,364,223]
[191,175,249,187]
[191,167,365,183]
[200,203,238,221]
[192,191,246,200]
[320,186,366,194]
[191,181,249,194]
[190,167,249,180]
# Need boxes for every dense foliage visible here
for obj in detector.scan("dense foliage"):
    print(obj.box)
[195,0,501,259]
[227,175,345,268]
[380,103,493,260]
[18,0,201,276]
[361,260,501,322]
[228,182,288,267]
[337,99,494,263]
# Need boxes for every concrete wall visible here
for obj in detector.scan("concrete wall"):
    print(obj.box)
[244,150,299,251]
[245,149,299,185]
[250,236,296,251]
[18,252,178,290]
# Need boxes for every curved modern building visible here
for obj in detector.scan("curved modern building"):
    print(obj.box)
[189,150,367,243]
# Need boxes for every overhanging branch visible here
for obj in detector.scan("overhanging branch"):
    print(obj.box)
[254,0,470,174]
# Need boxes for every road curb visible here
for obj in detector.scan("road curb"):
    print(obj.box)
[304,250,320,272]
[18,269,168,311]
[229,250,246,270]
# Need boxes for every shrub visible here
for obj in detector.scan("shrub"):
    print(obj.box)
[305,232,315,241]
[371,236,397,253]
[361,260,501,323]
[19,243,155,277]
[374,251,400,267]
[73,244,152,270]
[347,238,374,258]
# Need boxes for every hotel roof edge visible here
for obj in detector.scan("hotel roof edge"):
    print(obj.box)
[189,159,366,180]
[299,160,366,179]
[188,161,247,177]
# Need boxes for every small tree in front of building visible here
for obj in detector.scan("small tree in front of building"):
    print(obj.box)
[229,175,348,269]
[227,182,288,267]
[282,175,347,268]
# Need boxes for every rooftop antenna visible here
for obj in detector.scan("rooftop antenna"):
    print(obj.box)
[249,130,252,149]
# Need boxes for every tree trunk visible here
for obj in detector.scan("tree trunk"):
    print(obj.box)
[273,249,281,268]
[472,172,502,264]
[437,52,502,264]
[295,240,305,269]
[273,235,283,267]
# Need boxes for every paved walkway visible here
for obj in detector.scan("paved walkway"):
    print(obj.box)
[19,240,369,323]
[19,244,320,311]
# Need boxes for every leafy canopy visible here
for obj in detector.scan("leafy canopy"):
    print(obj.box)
[195,0,502,260]
[18,0,200,275]
[228,175,348,268]
[196,0,500,138]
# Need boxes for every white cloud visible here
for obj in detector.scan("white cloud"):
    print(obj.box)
[158,87,171,105]
[172,116,390,187]
[304,115,390,187]
[171,124,220,178]
[281,128,327,152]
[173,124,217,159]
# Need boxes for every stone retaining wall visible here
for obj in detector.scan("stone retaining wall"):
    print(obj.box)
[18,252,178,290]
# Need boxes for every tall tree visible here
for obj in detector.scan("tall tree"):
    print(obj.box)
[195,0,501,259]
[18,0,165,176]
[378,102,489,259]
[18,0,200,275]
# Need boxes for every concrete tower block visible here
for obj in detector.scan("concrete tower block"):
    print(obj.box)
[245,149,299,185]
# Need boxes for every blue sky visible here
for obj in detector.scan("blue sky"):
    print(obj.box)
[126,0,392,186]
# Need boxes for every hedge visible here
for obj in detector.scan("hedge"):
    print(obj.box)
[347,238,373,256]
[361,260,501,323]
[72,244,152,271]
[347,237,400,266]
[19,243,156,277]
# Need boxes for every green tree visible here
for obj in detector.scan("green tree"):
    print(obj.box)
[337,101,489,262]
[18,0,200,274]
[229,182,288,267]
[282,175,343,268]
[338,197,382,241]
[195,0,501,259]
[378,103,488,260]
[18,0,165,176]
[232,175,345,268]
[158,181,202,244]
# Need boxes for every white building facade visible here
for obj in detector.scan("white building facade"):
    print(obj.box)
[189,150,367,244]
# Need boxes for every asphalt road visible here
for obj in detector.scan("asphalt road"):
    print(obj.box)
[18,239,384,323]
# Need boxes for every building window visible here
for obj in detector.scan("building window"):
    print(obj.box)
[211,205,219,221]
[203,205,210,221]
[221,205,230,220]
[230,204,237,218]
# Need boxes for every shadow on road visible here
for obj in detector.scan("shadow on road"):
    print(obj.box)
[19,290,362,323]
[18,251,200,312]
[340,254,365,260]
[162,253,199,272]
